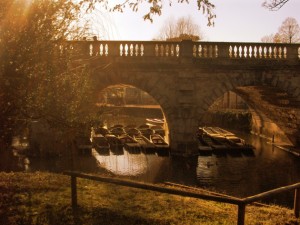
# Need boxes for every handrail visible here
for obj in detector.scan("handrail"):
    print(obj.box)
[58,40,300,60]
[64,171,300,225]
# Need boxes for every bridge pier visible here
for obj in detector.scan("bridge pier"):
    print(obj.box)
[168,117,199,156]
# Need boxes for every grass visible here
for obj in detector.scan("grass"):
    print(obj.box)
[0,172,299,225]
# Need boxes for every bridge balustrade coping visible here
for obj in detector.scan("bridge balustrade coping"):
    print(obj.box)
[59,40,300,60]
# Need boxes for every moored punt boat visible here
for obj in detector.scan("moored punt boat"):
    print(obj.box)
[126,128,142,138]
[150,125,165,137]
[202,127,220,136]
[201,134,228,154]
[200,126,255,155]
[133,135,156,149]
[150,134,169,149]
[119,134,141,151]
[109,127,126,137]
[150,134,169,156]
[210,127,234,137]
[139,128,154,139]
[146,118,164,126]
[92,135,110,155]
[134,135,156,153]
[105,134,124,154]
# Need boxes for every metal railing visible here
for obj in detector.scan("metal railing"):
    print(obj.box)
[64,171,300,225]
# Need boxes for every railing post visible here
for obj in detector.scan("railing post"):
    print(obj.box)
[218,43,229,58]
[286,45,298,60]
[71,175,77,210]
[294,188,300,218]
[180,40,194,58]
[237,203,246,225]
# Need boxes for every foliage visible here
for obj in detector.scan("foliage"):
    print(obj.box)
[79,0,292,27]
[0,0,99,148]
[277,17,300,43]
[79,0,216,26]
[155,16,203,41]
[262,0,290,10]
[261,17,300,43]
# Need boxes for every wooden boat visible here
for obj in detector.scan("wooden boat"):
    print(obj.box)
[210,127,234,137]
[93,127,109,136]
[109,127,126,137]
[150,134,169,149]
[150,125,165,137]
[201,133,228,153]
[134,135,156,150]
[119,134,140,149]
[92,135,110,155]
[126,128,142,138]
[105,134,123,154]
[124,124,137,133]
[225,135,255,153]
[146,118,164,126]
[201,126,255,154]
[139,128,154,139]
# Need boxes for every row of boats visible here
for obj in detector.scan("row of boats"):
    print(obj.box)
[197,127,255,155]
[75,122,169,156]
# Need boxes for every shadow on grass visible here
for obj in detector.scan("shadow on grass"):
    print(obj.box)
[1,204,172,225]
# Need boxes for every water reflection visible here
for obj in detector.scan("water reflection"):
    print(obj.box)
[1,132,300,207]
[92,148,171,183]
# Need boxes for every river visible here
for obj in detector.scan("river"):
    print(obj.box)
[1,130,300,208]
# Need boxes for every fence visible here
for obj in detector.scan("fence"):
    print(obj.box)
[62,40,300,60]
[64,171,300,225]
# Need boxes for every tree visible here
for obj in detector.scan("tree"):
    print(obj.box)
[80,0,216,26]
[155,16,203,41]
[261,33,282,43]
[0,0,99,150]
[277,17,300,43]
[262,0,290,10]
[80,0,292,27]
[261,17,300,43]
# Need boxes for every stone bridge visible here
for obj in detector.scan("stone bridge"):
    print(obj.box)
[63,40,300,155]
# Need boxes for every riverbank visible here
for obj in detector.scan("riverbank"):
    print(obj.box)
[0,172,299,225]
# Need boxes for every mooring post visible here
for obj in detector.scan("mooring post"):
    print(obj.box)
[237,203,246,225]
[71,175,77,210]
[294,188,300,218]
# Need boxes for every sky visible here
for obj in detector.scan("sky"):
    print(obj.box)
[98,0,300,42]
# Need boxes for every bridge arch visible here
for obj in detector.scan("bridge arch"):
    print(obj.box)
[193,70,299,146]
[91,67,195,150]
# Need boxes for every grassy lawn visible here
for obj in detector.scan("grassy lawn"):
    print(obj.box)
[0,172,299,225]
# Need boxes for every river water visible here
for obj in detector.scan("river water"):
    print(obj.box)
[1,130,300,208]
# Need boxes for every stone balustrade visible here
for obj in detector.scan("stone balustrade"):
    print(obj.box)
[59,40,300,60]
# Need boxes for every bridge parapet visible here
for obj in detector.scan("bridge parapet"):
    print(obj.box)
[62,40,300,60]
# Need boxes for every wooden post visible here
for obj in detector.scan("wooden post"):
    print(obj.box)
[71,175,77,210]
[237,203,246,225]
[294,188,300,218]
